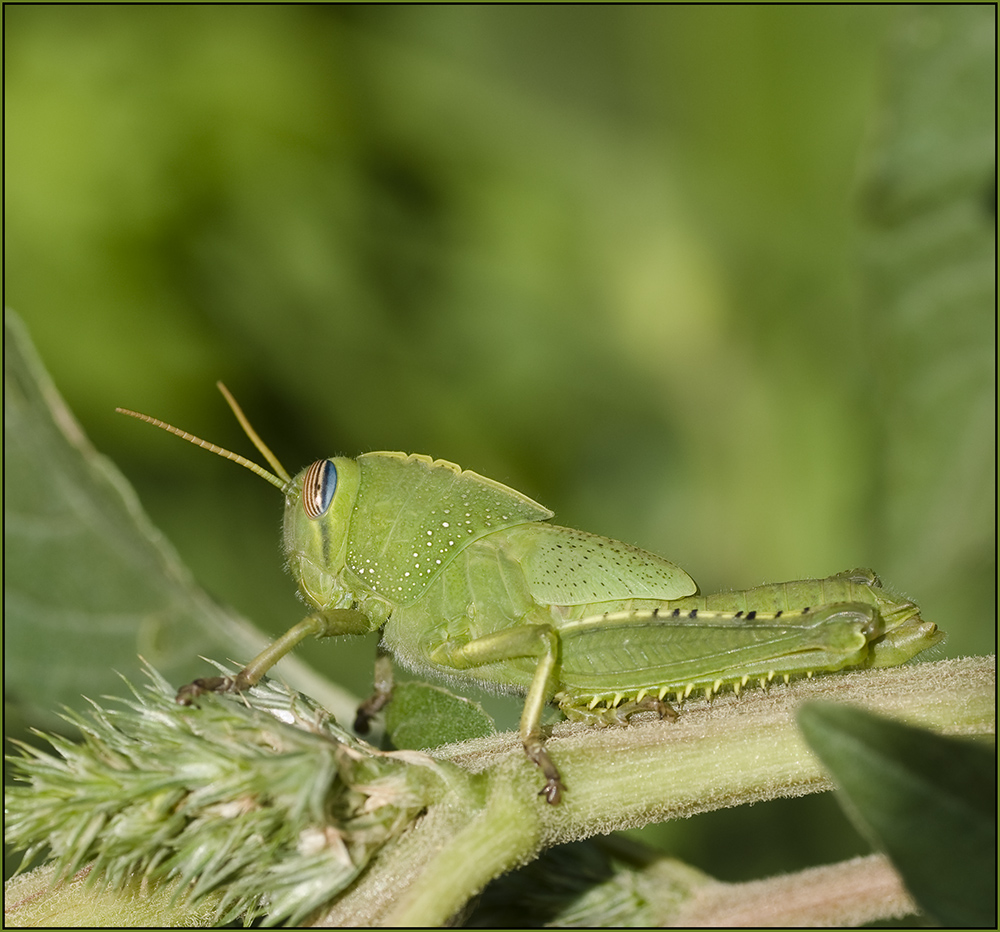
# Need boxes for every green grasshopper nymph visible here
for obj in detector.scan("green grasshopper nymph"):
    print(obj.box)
[117,384,943,804]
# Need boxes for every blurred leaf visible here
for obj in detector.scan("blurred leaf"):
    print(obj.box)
[3,309,357,732]
[798,701,996,927]
[385,680,496,750]
[862,5,996,647]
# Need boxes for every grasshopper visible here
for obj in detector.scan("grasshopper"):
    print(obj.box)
[118,385,943,803]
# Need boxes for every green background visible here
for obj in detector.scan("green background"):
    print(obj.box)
[6,4,994,887]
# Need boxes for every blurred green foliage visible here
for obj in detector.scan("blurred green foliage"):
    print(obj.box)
[6,4,994,889]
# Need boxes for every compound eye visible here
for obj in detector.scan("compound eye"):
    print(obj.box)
[302,459,337,519]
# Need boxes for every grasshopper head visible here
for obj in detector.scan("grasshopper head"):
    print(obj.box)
[283,457,361,609]
[118,382,360,612]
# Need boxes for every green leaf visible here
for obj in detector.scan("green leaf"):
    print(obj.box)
[3,309,357,732]
[385,680,496,750]
[797,701,996,927]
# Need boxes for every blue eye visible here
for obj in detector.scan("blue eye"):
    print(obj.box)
[302,459,337,518]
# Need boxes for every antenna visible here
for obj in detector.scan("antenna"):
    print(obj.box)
[116,382,291,491]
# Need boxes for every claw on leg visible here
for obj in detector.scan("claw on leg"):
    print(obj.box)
[524,731,565,805]
[649,696,679,722]
[354,689,392,734]
[354,649,394,734]
[615,694,678,724]
[175,675,235,705]
[174,663,266,704]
